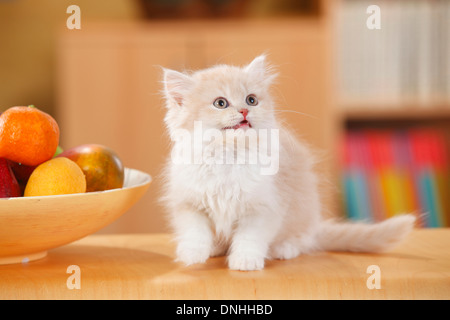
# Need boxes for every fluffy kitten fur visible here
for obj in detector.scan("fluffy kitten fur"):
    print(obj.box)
[161,55,416,271]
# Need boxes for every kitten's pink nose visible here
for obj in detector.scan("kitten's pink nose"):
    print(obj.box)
[240,109,248,119]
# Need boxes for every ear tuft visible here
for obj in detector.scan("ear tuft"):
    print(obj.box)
[245,55,267,73]
[163,68,193,107]
[245,54,278,86]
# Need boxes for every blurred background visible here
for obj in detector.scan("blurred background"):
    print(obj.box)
[0,0,449,232]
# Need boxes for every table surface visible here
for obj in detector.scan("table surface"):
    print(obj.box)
[1,229,449,299]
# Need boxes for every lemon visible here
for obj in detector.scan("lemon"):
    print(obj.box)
[24,157,86,196]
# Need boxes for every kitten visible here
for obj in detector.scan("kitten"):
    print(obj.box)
[160,55,416,271]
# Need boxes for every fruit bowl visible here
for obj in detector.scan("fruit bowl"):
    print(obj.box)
[0,168,151,265]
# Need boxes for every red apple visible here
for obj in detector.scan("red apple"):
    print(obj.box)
[7,160,36,195]
[0,158,22,198]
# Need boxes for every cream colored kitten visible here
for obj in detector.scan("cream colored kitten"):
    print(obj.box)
[161,55,415,271]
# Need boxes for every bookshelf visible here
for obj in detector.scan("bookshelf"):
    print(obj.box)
[332,0,450,227]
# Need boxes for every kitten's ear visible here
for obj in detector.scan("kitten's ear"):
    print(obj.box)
[245,55,267,76]
[163,68,194,107]
[245,55,278,86]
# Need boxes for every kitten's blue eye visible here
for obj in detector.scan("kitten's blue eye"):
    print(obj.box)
[213,97,229,109]
[246,94,258,106]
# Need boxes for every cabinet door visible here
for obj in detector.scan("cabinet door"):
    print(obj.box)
[57,25,192,233]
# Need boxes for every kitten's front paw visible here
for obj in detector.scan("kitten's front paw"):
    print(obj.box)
[228,253,265,271]
[270,241,300,260]
[176,241,211,266]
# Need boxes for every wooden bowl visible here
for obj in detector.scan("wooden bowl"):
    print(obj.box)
[0,168,151,265]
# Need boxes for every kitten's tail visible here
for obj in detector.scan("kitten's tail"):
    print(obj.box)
[317,214,416,253]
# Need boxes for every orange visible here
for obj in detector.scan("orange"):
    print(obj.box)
[24,157,86,197]
[0,106,60,166]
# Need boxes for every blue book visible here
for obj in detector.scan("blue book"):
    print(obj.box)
[343,173,359,221]
[419,169,444,228]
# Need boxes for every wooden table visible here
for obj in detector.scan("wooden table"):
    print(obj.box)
[1,229,449,300]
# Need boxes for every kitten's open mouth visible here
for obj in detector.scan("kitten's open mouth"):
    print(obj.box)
[223,120,252,130]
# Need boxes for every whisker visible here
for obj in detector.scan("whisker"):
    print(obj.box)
[273,109,318,119]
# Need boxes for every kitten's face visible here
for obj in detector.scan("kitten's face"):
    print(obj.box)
[163,55,277,134]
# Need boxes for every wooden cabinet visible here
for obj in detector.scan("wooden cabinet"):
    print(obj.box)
[56,20,335,233]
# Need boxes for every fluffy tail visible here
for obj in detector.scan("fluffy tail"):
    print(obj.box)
[318,214,416,253]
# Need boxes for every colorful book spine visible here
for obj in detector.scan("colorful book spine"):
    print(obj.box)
[342,132,372,221]
[413,129,443,227]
